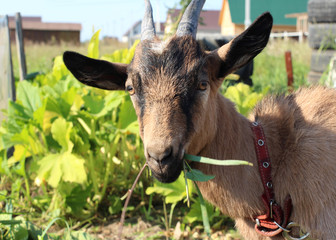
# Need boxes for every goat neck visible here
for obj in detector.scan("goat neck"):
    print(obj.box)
[188,93,265,219]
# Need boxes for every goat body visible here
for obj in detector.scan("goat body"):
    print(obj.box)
[62,0,336,238]
[193,86,336,239]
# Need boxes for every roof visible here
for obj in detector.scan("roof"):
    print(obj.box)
[8,16,81,31]
[168,9,221,32]
[123,21,169,37]
[225,0,308,25]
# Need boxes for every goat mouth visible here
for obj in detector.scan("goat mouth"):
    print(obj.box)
[146,150,184,183]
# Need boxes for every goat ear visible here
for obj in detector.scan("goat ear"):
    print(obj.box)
[63,51,128,90]
[214,12,273,78]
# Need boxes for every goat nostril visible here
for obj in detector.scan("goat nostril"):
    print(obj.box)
[162,147,172,161]
[148,146,173,162]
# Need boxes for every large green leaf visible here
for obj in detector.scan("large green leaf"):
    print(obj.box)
[37,152,87,188]
[13,224,29,240]
[88,30,101,59]
[51,117,73,152]
[146,174,191,204]
[118,98,137,129]
[65,184,91,216]
[33,98,47,129]
[7,101,31,123]
[52,55,70,80]
[83,94,105,115]
[101,40,138,64]
[184,198,217,224]
[17,81,42,116]
[224,83,265,116]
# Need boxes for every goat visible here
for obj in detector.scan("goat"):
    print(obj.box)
[62,0,336,239]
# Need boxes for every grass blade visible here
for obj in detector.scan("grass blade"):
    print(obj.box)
[184,153,252,166]
[194,182,211,238]
[183,162,191,207]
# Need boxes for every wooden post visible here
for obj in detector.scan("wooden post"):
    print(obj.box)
[285,51,294,92]
[15,12,27,81]
[0,15,15,123]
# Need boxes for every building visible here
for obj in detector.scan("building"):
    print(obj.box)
[166,9,221,39]
[122,8,222,44]
[122,20,165,45]
[8,16,82,44]
[219,0,308,36]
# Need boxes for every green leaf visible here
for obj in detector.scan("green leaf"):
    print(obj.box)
[65,185,91,216]
[186,169,215,182]
[108,196,123,215]
[101,40,138,64]
[52,55,69,80]
[14,216,46,240]
[51,117,73,152]
[13,224,29,240]
[224,83,264,116]
[125,121,139,134]
[17,81,42,116]
[37,152,87,188]
[146,173,189,204]
[83,94,105,115]
[88,30,101,59]
[7,101,31,123]
[33,98,47,128]
[184,197,216,224]
[184,153,252,166]
[118,98,137,129]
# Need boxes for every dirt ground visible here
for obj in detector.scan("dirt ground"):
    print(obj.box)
[87,218,242,240]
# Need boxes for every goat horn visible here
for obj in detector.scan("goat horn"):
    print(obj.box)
[176,0,205,38]
[141,0,156,41]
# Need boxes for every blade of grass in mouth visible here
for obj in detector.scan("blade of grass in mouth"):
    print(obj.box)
[184,153,253,166]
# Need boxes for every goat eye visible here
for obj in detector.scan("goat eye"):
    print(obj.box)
[198,81,208,91]
[126,85,135,95]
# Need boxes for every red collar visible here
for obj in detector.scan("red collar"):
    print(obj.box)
[251,121,292,237]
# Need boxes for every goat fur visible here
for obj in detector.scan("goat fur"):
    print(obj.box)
[191,86,336,239]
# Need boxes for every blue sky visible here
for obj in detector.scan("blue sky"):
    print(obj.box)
[1,0,222,41]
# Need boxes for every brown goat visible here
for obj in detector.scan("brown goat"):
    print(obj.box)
[63,0,336,239]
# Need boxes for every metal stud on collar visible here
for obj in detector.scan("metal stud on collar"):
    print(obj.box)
[258,139,264,146]
[263,162,270,168]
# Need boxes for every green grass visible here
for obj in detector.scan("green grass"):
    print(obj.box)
[252,39,311,93]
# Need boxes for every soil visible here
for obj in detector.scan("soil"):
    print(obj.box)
[86,218,242,240]
[88,218,164,240]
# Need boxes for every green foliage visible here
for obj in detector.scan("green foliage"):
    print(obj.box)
[146,174,192,204]
[223,83,267,116]
[87,30,101,59]
[0,31,146,230]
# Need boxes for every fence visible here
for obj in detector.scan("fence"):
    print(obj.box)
[270,31,308,42]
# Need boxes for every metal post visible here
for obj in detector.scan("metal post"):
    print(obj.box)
[15,12,27,81]
[244,0,251,29]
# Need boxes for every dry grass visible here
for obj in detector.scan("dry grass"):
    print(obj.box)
[11,39,127,78]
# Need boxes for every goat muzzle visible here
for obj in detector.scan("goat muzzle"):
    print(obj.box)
[145,143,184,183]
